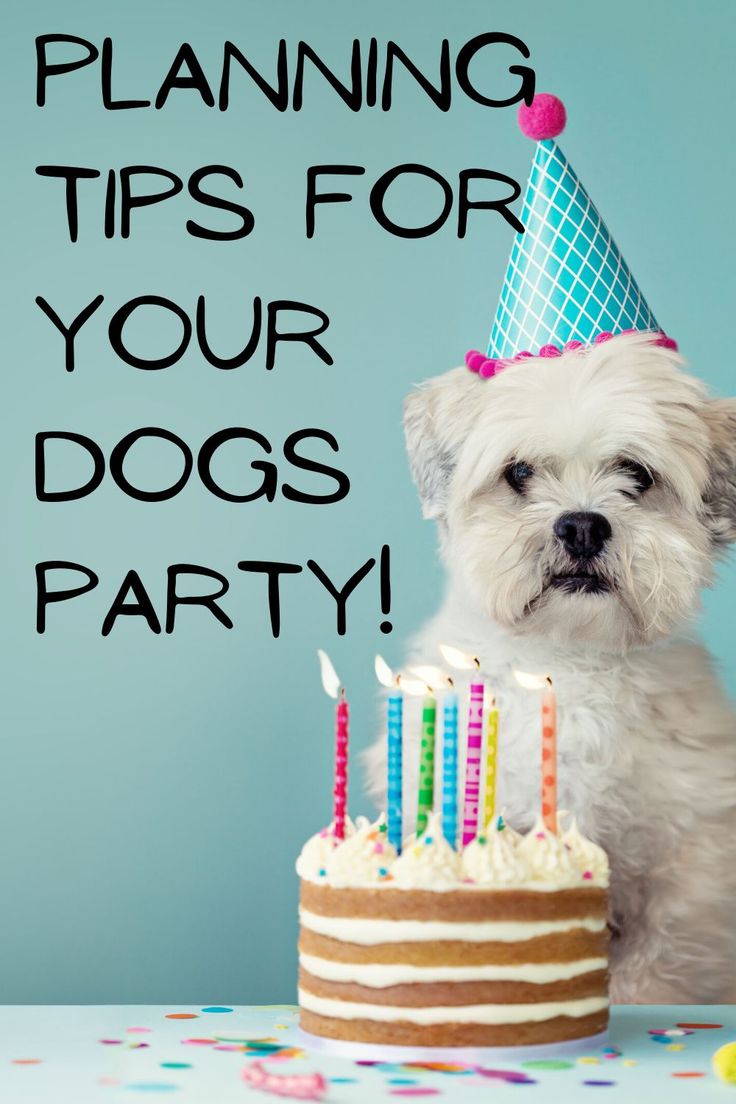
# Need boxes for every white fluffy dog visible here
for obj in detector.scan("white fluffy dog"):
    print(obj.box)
[366,332,736,1003]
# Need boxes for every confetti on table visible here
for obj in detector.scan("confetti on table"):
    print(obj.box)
[578,1056,600,1065]
[672,1071,706,1078]
[242,1061,327,1100]
[622,1060,636,1067]
[665,1043,685,1052]
[676,1022,723,1030]
[330,1078,357,1084]
[99,1039,123,1045]
[475,1068,536,1084]
[201,1006,233,1013]
[582,1080,615,1087]
[388,1078,419,1085]
[389,1092,441,1099]
[182,1038,217,1046]
[713,1041,736,1084]
[523,1059,574,1070]
[11,1059,42,1065]
[166,1014,198,1020]
[127,1027,152,1034]
[160,1063,191,1070]
[402,1063,469,1074]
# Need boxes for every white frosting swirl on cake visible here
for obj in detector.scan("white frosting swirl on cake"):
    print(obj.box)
[324,814,397,886]
[516,815,579,886]
[562,816,610,887]
[391,812,462,889]
[297,810,610,890]
[462,821,531,886]
[295,816,356,881]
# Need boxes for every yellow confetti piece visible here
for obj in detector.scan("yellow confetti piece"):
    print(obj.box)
[713,1042,736,1085]
[622,1060,637,1067]
[274,1025,288,1031]
[578,1057,600,1065]
[666,1043,685,1052]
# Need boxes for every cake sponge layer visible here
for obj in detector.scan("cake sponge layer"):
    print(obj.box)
[300,1006,609,1047]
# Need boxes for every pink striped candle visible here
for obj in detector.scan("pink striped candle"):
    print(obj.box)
[461,680,484,845]
[333,691,349,841]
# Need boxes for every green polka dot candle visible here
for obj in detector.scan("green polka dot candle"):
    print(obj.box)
[416,692,436,836]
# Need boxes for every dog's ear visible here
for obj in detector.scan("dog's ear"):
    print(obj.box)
[703,398,736,544]
[403,367,478,520]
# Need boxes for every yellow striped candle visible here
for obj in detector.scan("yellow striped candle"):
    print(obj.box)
[483,693,499,827]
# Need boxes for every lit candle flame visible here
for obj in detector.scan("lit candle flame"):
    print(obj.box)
[410,664,453,688]
[398,675,433,697]
[374,654,398,688]
[513,669,553,690]
[439,643,480,671]
[317,649,341,699]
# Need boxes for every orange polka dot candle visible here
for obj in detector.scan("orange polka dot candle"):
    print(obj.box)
[514,669,557,833]
[541,678,557,832]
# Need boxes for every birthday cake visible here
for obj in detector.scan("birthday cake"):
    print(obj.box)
[297,812,609,1047]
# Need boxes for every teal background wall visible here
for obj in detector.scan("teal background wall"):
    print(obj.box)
[3,0,734,1003]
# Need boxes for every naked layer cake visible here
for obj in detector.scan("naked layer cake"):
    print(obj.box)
[297,812,610,1047]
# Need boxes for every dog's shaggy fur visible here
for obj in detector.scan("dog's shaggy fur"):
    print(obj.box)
[366,332,736,1003]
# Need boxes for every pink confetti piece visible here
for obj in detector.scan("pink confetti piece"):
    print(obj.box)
[242,1061,327,1100]
[126,1027,152,1034]
[389,1091,441,1098]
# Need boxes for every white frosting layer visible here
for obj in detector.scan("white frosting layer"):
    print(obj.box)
[516,816,579,886]
[299,953,608,987]
[462,822,530,886]
[391,812,462,889]
[298,988,608,1025]
[296,817,356,881]
[299,908,607,945]
[562,817,610,887]
[298,811,609,891]
[325,815,397,886]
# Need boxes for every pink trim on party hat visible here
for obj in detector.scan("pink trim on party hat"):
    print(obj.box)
[465,330,678,378]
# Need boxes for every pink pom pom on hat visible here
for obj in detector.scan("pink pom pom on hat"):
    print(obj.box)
[518,93,567,141]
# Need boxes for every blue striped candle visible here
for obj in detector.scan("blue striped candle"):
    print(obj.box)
[387,690,403,853]
[442,690,459,848]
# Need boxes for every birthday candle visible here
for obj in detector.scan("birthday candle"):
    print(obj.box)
[416,692,436,836]
[318,649,349,841]
[375,656,404,854]
[442,689,459,847]
[386,688,404,853]
[483,692,499,827]
[462,680,484,845]
[333,692,349,840]
[514,669,558,833]
[541,679,557,833]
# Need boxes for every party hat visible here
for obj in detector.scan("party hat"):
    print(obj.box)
[466,94,673,379]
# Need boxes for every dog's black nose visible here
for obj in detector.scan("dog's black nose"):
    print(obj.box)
[554,511,612,560]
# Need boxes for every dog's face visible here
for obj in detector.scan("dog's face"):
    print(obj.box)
[405,334,736,651]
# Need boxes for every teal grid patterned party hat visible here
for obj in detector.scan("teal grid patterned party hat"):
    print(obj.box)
[466,95,672,379]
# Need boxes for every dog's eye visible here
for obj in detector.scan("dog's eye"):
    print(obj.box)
[505,460,534,493]
[616,459,654,493]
